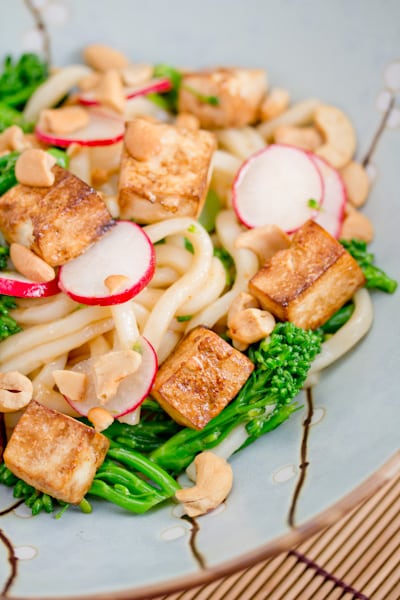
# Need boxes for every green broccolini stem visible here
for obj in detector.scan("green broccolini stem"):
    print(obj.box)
[341,239,397,293]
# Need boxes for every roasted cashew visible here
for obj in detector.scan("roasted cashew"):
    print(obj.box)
[175,452,233,517]
[10,243,56,283]
[0,125,30,152]
[125,119,162,161]
[41,106,89,135]
[88,406,114,432]
[227,292,259,328]
[120,64,153,87]
[340,161,370,208]
[234,224,291,264]
[96,69,126,113]
[0,371,33,412]
[314,105,356,169]
[53,370,87,403]
[15,148,56,187]
[228,307,275,347]
[340,208,374,243]
[273,125,323,151]
[259,88,290,121]
[94,350,142,404]
[83,44,129,72]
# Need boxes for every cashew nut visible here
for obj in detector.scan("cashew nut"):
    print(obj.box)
[96,69,126,113]
[340,209,374,243]
[94,350,142,404]
[314,105,356,169]
[259,88,290,121]
[104,274,130,294]
[120,64,153,87]
[88,406,114,432]
[273,125,323,151]
[234,224,291,264]
[41,106,89,135]
[340,161,370,208]
[78,72,101,91]
[258,98,321,141]
[125,119,161,161]
[83,44,129,72]
[0,371,33,412]
[15,148,56,187]
[227,292,259,328]
[228,308,275,347]
[175,452,233,517]
[10,243,56,283]
[52,370,87,403]
[0,125,30,152]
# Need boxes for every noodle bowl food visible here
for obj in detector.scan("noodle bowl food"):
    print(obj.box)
[0,45,396,519]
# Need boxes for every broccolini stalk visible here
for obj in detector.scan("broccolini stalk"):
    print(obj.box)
[0,295,21,340]
[150,322,321,474]
[341,239,397,293]
[0,102,33,134]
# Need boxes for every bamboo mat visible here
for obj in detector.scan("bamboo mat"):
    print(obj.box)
[155,472,400,600]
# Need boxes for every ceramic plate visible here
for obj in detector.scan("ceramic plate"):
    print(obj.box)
[0,1,399,598]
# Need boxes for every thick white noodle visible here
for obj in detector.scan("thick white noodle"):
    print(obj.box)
[0,306,109,363]
[210,150,242,207]
[24,65,92,121]
[155,244,193,274]
[149,266,180,288]
[309,288,373,376]
[143,218,213,352]
[111,300,140,350]
[10,294,77,325]
[33,354,67,388]
[187,210,259,331]
[177,256,226,317]
[134,288,163,311]
[216,126,266,161]
[32,354,79,417]
[89,335,111,357]
[0,318,114,375]
[257,99,321,141]
[157,330,182,365]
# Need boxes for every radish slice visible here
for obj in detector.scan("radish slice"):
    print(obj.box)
[0,272,59,298]
[309,155,346,238]
[59,221,155,306]
[35,107,124,147]
[65,337,157,418]
[79,77,172,106]
[232,144,324,233]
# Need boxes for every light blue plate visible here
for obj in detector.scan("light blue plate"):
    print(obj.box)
[0,1,399,598]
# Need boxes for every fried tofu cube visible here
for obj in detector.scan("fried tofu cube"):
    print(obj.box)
[178,68,267,129]
[152,326,254,430]
[4,400,109,504]
[249,220,365,330]
[118,118,216,223]
[0,165,113,266]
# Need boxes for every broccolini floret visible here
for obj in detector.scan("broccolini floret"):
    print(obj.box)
[0,295,21,340]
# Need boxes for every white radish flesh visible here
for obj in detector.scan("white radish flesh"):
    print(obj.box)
[59,221,155,306]
[79,77,172,105]
[232,144,324,233]
[65,337,157,418]
[35,108,124,147]
[0,272,59,298]
[309,154,346,238]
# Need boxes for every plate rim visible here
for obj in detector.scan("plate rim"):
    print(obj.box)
[9,451,399,600]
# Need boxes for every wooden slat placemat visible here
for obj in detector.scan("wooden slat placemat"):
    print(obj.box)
[155,473,400,600]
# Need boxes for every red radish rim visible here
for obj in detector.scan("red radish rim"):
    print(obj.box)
[58,221,156,306]
[118,337,158,417]
[79,77,172,106]
[0,273,60,298]
[35,108,125,148]
[231,143,325,234]
[307,152,347,238]
[63,336,158,418]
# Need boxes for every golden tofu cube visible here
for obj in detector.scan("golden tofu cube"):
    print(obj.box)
[0,165,113,266]
[4,400,109,504]
[118,119,216,224]
[152,326,254,430]
[249,220,365,330]
[178,68,267,129]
